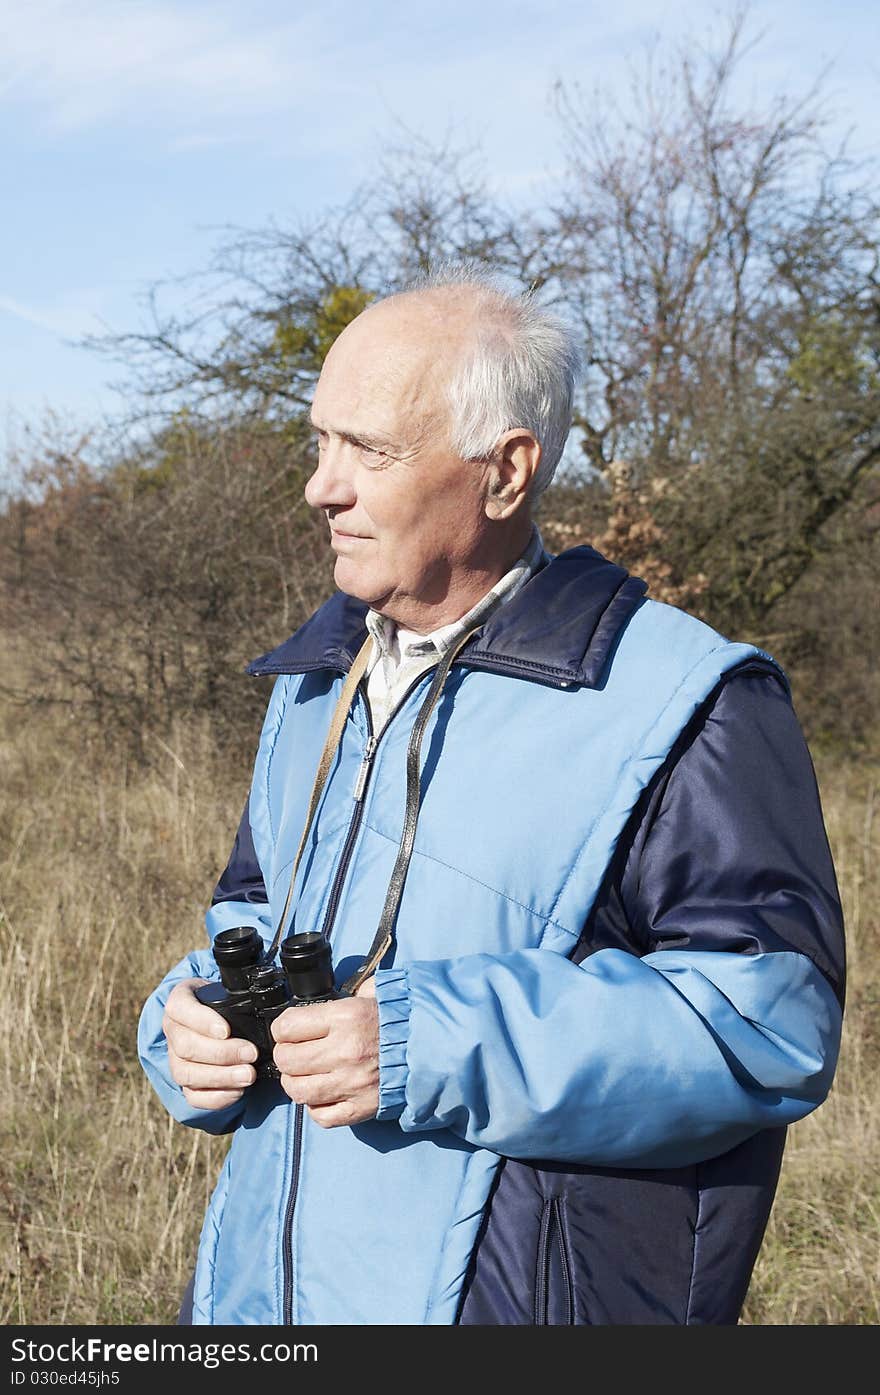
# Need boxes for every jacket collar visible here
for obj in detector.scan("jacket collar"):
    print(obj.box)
[246,546,648,691]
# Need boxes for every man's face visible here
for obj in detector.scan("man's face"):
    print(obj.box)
[305,296,495,628]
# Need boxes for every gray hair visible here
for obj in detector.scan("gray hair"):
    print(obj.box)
[381,261,582,498]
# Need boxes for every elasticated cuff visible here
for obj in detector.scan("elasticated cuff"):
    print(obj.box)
[373,967,412,1121]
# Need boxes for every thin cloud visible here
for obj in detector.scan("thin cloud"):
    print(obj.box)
[167,132,238,155]
[0,0,667,142]
[0,0,346,132]
[0,290,107,338]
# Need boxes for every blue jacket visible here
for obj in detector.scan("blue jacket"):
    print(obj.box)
[138,546,845,1325]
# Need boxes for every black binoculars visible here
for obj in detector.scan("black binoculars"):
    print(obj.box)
[194,927,341,1081]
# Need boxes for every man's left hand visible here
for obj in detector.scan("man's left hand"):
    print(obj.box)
[271,977,379,1127]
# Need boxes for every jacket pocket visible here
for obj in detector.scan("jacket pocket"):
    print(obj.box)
[534,1197,574,1325]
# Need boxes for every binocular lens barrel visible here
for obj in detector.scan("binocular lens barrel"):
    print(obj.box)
[280,932,335,1001]
[209,926,338,1013]
[212,926,263,992]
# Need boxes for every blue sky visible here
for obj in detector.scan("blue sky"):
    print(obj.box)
[1,0,877,437]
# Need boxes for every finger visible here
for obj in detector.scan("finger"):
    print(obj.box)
[165,1021,258,1067]
[272,1038,336,1077]
[182,1086,246,1111]
[164,980,230,1040]
[271,1002,334,1044]
[168,1049,257,1092]
[278,1071,340,1108]
[354,977,376,998]
[307,1096,376,1129]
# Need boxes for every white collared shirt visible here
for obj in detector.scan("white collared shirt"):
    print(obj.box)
[364,526,549,735]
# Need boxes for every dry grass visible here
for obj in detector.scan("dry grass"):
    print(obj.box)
[0,704,244,1324]
[0,692,876,1325]
[740,757,880,1324]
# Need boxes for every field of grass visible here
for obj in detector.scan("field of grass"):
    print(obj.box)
[0,692,876,1325]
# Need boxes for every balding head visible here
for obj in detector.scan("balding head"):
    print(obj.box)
[369,265,582,497]
[327,266,581,496]
[321,281,498,451]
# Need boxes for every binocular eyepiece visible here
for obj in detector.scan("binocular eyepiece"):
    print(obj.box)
[194,927,340,1081]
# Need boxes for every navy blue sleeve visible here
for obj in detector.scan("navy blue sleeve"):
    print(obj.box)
[373,659,844,1163]
[211,800,270,910]
[580,662,846,1006]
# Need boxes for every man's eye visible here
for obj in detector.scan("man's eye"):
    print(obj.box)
[358,442,391,465]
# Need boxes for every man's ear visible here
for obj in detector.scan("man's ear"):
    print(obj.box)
[484,430,542,520]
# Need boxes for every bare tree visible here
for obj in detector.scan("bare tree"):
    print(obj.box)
[540,11,879,647]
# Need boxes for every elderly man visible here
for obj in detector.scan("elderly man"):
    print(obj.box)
[138,266,845,1327]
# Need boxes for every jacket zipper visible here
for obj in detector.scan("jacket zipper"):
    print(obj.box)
[534,1197,574,1325]
[317,730,378,940]
[280,665,444,1325]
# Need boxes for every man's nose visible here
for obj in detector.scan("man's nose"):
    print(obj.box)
[304,440,357,511]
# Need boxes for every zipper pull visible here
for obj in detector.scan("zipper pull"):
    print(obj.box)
[352,736,378,802]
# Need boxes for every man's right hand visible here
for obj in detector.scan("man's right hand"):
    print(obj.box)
[162,977,258,1110]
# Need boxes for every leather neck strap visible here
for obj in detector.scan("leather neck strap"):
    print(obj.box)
[269,623,479,991]
[268,635,374,960]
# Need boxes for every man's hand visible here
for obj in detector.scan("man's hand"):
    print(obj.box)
[271,977,379,1127]
[163,977,258,1110]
